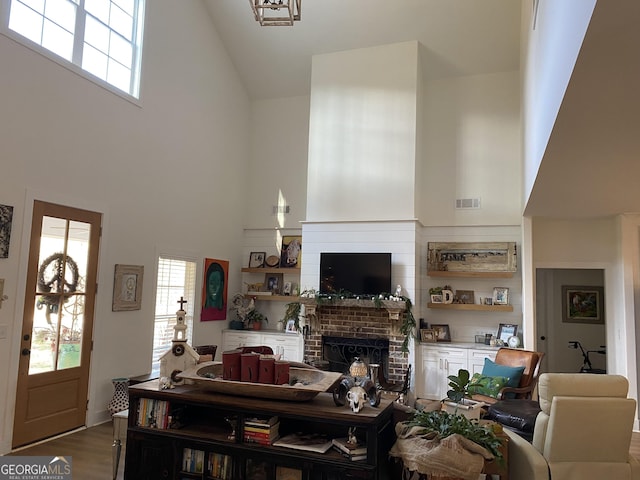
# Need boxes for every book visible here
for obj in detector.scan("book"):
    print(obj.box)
[244,415,279,427]
[244,422,280,434]
[273,433,333,453]
[331,437,367,456]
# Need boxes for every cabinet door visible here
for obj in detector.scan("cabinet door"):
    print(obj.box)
[468,349,497,375]
[268,334,303,362]
[418,346,466,400]
[222,330,260,350]
[124,432,175,480]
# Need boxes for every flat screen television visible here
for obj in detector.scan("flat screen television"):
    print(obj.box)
[320,253,392,296]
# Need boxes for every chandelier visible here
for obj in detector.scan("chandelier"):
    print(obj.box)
[250,0,301,26]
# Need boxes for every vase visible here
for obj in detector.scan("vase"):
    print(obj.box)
[252,321,262,331]
[108,377,130,416]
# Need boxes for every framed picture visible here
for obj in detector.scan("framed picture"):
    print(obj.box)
[112,264,144,311]
[249,251,266,268]
[0,204,14,258]
[455,290,475,304]
[263,273,284,294]
[283,281,292,295]
[280,235,302,268]
[427,242,517,273]
[201,258,229,321]
[430,294,443,303]
[562,285,605,324]
[286,319,297,332]
[431,324,451,342]
[497,323,518,343]
[421,329,437,343]
[492,287,509,305]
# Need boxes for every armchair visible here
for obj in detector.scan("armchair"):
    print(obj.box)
[471,347,544,404]
[506,373,640,480]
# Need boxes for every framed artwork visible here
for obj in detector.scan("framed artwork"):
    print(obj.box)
[263,273,284,294]
[427,242,517,273]
[280,235,302,268]
[112,264,144,311]
[286,319,297,332]
[492,287,509,305]
[497,323,518,343]
[201,258,229,321]
[420,329,437,343]
[431,324,451,342]
[0,204,14,258]
[455,290,475,304]
[283,281,292,295]
[430,294,443,303]
[562,285,604,324]
[249,251,266,268]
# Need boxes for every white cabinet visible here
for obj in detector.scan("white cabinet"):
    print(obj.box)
[468,348,497,375]
[222,330,304,362]
[416,345,498,400]
[417,346,466,400]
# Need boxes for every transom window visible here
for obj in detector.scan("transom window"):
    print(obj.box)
[2,0,145,98]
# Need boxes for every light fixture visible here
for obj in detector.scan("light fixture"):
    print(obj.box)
[250,0,301,26]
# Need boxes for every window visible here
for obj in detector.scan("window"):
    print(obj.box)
[2,0,145,98]
[152,256,197,372]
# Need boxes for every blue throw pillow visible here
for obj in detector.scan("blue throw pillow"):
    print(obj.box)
[482,358,525,398]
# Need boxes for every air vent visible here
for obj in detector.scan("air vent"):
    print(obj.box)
[455,198,481,209]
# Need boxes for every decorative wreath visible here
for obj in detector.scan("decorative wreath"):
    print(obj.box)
[36,252,79,309]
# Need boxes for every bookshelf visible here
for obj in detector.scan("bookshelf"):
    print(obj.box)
[124,380,395,480]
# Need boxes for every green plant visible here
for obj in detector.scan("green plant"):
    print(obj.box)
[282,301,302,332]
[446,368,481,404]
[245,309,267,326]
[408,409,503,460]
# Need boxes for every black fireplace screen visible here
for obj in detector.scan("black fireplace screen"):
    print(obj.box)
[322,336,389,376]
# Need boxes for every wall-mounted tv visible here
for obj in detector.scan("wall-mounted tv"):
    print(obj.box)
[320,253,392,296]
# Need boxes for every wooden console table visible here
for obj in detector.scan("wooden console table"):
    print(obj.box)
[124,380,395,479]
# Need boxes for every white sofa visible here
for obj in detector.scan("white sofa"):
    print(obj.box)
[505,373,640,480]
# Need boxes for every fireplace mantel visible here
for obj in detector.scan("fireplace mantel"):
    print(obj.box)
[300,298,406,320]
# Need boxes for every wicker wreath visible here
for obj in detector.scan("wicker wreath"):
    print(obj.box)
[36,252,79,309]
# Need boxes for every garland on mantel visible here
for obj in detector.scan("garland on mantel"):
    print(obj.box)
[285,289,416,353]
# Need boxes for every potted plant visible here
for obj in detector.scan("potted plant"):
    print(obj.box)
[281,301,303,333]
[245,309,268,330]
[442,369,484,419]
[228,294,267,330]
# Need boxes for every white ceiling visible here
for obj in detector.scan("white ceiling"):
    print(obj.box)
[202,1,640,220]
[202,0,522,101]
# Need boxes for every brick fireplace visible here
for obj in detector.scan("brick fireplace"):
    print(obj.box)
[303,304,409,384]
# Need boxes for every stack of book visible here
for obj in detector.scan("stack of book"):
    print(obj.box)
[331,437,368,461]
[243,415,280,445]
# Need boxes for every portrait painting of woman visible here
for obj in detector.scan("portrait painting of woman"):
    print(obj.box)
[201,258,229,321]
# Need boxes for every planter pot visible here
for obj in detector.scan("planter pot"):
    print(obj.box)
[229,320,245,330]
[440,399,485,420]
[252,322,262,331]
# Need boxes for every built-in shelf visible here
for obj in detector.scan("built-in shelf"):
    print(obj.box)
[427,303,513,312]
[241,267,299,274]
[427,271,514,278]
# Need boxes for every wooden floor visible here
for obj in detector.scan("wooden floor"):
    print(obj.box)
[6,421,125,480]
[5,421,640,479]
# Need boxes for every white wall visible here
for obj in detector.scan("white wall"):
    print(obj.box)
[521,0,595,205]
[306,41,420,222]
[422,71,522,226]
[0,0,250,453]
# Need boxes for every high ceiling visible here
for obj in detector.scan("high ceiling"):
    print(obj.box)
[202,0,522,101]
[202,1,640,220]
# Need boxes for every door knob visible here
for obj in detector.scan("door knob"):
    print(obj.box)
[22,348,31,356]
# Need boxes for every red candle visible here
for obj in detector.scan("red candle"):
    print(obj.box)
[241,353,260,382]
[222,349,241,381]
[258,357,275,384]
[274,361,290,385]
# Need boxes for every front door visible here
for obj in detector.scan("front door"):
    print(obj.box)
[13,201,101,448]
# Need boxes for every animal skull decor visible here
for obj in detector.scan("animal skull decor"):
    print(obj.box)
[347,386,368,413]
